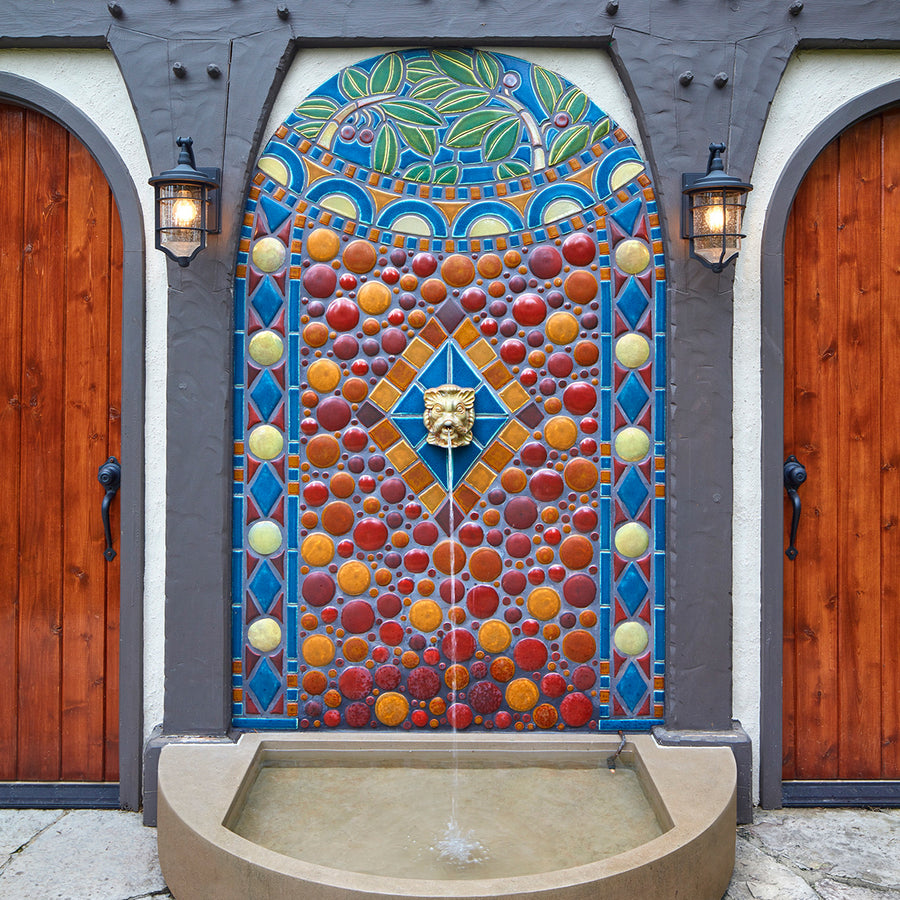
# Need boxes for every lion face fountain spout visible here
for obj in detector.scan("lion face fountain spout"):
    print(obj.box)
[423,385,475,448]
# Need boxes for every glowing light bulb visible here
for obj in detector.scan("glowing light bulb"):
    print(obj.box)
[703,203,725,234]
[172,195,200,228]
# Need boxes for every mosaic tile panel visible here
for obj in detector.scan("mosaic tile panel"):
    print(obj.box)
[232,49,666,732]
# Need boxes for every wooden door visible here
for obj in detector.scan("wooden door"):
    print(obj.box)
[783,108,900,783]
[0,104,121,783]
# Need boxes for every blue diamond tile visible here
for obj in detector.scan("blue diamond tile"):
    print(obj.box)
[617,564,648,615]
[618,374,648,421]
[616,278,649,329]
[617,467,649,518]
[448,344,481,389]
[474,385,505,416]
[450,442,483,486]
[250,370,282,421]
[250,465,283,514]
[610,197,643,234]
[394,416,428,447]
[419,345,451,388]
[617,661,648,712]
[251,278,284,326]
[394,384,424,415]
[472,416,506,447]
[248,659,281,710]
[249,561,281,611]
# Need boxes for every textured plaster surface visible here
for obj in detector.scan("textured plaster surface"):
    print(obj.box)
[0,49,166,745]
[731,50,900,801]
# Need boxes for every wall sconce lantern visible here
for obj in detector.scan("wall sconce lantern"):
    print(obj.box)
[682,142,752,272]
[149,137,220,267]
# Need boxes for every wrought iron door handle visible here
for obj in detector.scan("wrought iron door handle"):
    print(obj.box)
[783,455,807,561]
[98,457,121,562]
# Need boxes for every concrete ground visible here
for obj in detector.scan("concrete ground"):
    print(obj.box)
[0,807,896,899]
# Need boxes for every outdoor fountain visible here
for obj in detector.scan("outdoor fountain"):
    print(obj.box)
[157,47,737,899]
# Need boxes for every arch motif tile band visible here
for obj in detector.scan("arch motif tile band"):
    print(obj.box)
[232,49,666,732]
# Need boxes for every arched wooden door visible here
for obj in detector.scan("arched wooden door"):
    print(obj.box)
[0,104,121,797]
[783,107,900,800]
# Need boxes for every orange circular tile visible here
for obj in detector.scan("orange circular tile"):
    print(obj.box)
[303,322,329,347]
[432,540,466,575]
[563,270,598,303]
[477,253,503,278]
[329,472,356,498]
[302,670,327,694]
[306,434,340,467]
[573,340,599,366]
[545,312,579,344]
[503,249,522,268]
[441,254,476,287]
[343,239,377,274]
[445,664,469,689]
[544,416,578,450]
[490,656,515,682]
[468,547,502,582]
[500,467,527,493]
[421,278,447,304]
[342,377,368,403]
[564,458,599,491]
[321,501,354,535]
[306,227,340,261]
[343,636,369,661]
[561,629,596,663]
[559,534,593,569]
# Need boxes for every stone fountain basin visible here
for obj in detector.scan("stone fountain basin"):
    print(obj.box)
[157,732,735,900]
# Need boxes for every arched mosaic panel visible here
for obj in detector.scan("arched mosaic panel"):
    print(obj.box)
[232,49,666,732]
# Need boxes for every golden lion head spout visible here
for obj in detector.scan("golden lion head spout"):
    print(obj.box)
[422,385,475,448]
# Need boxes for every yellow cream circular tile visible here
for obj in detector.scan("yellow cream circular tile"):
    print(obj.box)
[478,619,512,653]
[301,533,335,567]
[247,617,282,652]
[248,520,282,555]
[545,311,579,345]
[357,281,391,315]
[526,587,561,621]
[248,424,283,460]
[337,560,370,595]
[409,599,442,632]
[615,427,651,462]
[252,237,286,273]
[544,416,578,450]
[307,358,341,393]
[306,227,341,261]
[302,634,335,666]
[614,621,649,656]
[615,239,651,275]
[614,522,650,558]
[615,333,651,368]
[248,330,284,366]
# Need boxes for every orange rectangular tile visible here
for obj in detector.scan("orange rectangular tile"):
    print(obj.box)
[419,483,447,513]
[343,221,355,234]
[546,225,559,239]
[471,239,481,253]
[287,674,299,687]
[655,484,666,498]
[386,358,417,390]
[287,703,299,717]
[482,441,514,472]
[368,173,380,186]
[572,215,584,229]
[233,689,243,702]
[239,238,251,253]
[288,483,300,495]
[403,337,434,368]
[273,187,286,201]
[653,676,665,690]
[522,233,534,246]
[345,165,357,177]
[369,419,402,450]
[496,184,508,197]
[470,186,482,200]
[251,176,263,188]
[321,213,334,225]
[419,237,429,250]
[598,241,609,255]
[653,240,663,254]
[496,237,508,250]
[275,125,288,139]
[387,440,418,472]
[444,240,454,253]
[243,213,254,227]
[643,187,655,200]
[499,381,529,412]
[498,419,529,450]
[369,380,402,411]
[656,265,666,280]
[393,234,405,247]
[601,266,611,280]
[591,144,603,158]
[649,213,660,227]
[617,190,630,203]
[600,661,610,675]
[520,177,532,191]
[600,443,611,455]
[234,441,244,455]
[639,174,651,188]
[236,264,247,278]
[614,127,627,141]
[545,169,558,182]
[419,318,448,348]
[453,319,479,348]
[419,185,430,199]
[568,159,581,172]
[465,462,496,493]
[600,471,611,483]
[466,338,497,368]
[655,456,665,469]
[290,266,302,279]
[453,484,480,513]
[445,187,456,200]
[233,468,243,482]
[288,455,300,467]
[597,216,606,229]
[291,240,303,253]
[482,360,513,389]
[599,690,610,702]
[402,461,435,493]
[653,705,664,718]
[232,661,242,674]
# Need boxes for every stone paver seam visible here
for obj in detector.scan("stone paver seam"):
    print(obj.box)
[0,810,68,877]
[122,890,174,900]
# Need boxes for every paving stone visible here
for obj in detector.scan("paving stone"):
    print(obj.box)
[747,809,900,889]
[0,810,64,864]
[724,836,819,900]
[816,879,899,900]
[0,810,169,900]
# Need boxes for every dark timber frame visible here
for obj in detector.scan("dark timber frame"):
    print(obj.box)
[0,0,899,821]
[759,80,900,810]
[0,72,145,812]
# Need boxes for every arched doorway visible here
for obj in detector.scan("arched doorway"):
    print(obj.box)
[0,77,144,810]
[232,50,667,734]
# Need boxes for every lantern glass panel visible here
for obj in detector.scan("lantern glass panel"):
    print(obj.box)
[689,188,746,268]
[157,181,208,261]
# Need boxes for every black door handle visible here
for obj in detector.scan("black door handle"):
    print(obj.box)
[98,457,121,562]
[783,455,807,561]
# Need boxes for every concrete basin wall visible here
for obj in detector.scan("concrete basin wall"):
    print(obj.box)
[157,733,735,899]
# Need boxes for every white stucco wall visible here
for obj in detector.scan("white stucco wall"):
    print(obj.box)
[0,50,168,746]
[732,51,900,800]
